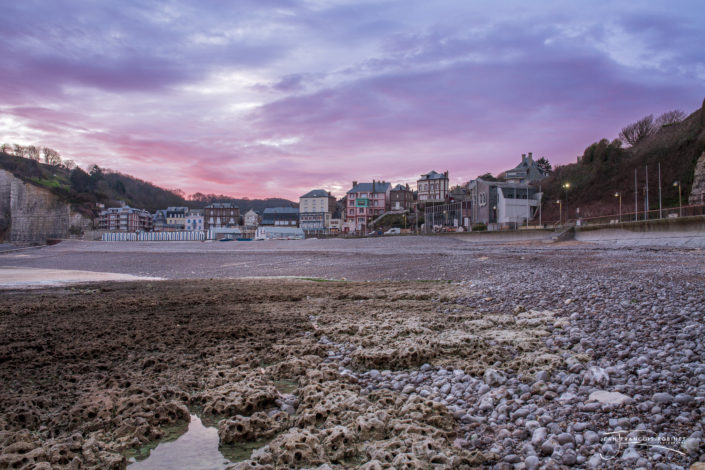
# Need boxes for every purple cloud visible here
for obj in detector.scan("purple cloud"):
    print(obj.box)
[1,0,703,199]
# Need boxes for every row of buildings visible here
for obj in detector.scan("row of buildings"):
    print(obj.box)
[98,203,302,235]
[99,153,548,236]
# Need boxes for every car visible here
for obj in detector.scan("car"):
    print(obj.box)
[384,228,401,235]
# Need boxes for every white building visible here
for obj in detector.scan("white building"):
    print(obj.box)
[299,189,337,231]
[255,226,305,240]
[185,210,204,232]
[244,209,259,227]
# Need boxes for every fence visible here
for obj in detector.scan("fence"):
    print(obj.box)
[102,231,206,242]
[559,203,705,228]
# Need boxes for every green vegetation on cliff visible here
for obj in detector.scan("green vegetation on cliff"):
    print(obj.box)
[0,153,296,216]
[539,99,705,221]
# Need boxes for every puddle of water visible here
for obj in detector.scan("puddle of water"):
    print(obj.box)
[127,414,264,469]
[273,378,298,394]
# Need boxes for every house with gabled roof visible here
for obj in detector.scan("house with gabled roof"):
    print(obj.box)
[345,180,391,233]
[417,170,449,204]
[505,152,548,184]
[390,183,414,211]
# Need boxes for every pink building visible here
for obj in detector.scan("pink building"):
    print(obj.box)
[345,180,391,233]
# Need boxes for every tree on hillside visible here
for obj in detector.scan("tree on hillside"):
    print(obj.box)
[88,164,104,183]
[42,147,62,166]
[477,172,499,181]
[619,114,655,146]
[0,143,11,154]
[655,110,686,127]
[70,167,93,192]
[536,157,552,175]
[62,159,77,170]
[13,144,26,158]
[26,145,40,161]
[581,138,626,166]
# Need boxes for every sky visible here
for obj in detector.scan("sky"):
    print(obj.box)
[1,0,704,200]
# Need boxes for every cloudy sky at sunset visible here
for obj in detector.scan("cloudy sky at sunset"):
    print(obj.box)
[1,0,703,199]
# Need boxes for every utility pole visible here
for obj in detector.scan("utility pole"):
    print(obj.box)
[538,182,542,227]
[658,162,662,219]
[645,165,649,220]
[634,168,638,221]
[526,182,529,228]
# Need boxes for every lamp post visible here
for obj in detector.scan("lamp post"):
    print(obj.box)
[562,182,571,224]
[674,181,682,216]
[556,200,562,226]
[614,192,622,222]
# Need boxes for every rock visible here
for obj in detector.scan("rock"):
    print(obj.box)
[587,453,602,468]
[531,427,547,447]
[621,446,640,461]
[583,430,599,445]
[675,393,694,406]
[653,392,674,404]
[525,454,540,470]
[540,439,555,456]
[588,390,631,405]
[582,366,609,387]
[688,151,705,205]
[682,437,700,454]
[556,432,575,446]
[483,368,506,386]
[562,449,577,465]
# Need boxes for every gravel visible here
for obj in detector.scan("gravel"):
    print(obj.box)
[2,237,704,467]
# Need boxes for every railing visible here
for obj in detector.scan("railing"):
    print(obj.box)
[536,203,705,229]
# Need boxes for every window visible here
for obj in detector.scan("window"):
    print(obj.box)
[358,208,364,213]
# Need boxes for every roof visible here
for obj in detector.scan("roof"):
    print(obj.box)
[300,189,331,198]
[505,154,547,182]
[166,206,188,212]
[205,202,239,209]
[263,207,299,214]
[391,184,409,191]
[418,170,447,181]
[347,181,392,194]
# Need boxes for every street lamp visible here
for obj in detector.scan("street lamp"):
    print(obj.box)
[556,200,562,226]
[614,192,622,222]
[673,181,682,216]
[562,182,571,224]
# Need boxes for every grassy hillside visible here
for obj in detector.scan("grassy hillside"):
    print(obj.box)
[0,153,296,216]
[539,98,705,222]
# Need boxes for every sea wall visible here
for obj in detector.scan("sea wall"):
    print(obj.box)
[0,169,77,244]
[574,216,705,248]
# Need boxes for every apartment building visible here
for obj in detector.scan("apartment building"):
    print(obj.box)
[345,180,391,233]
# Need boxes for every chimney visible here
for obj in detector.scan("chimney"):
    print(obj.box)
[444,170,448,178]
[372,179,376,193]
[352,181,357,188]
[522,153,526,162]
[528,152,533,162]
